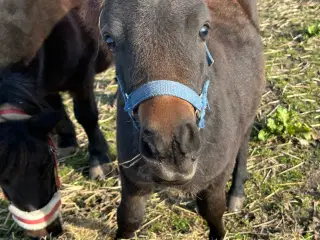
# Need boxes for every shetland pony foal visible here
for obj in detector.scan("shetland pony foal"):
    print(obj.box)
[0,10,112,238]
[100,0,265,239]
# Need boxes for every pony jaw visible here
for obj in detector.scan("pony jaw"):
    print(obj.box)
[8,192,62,231]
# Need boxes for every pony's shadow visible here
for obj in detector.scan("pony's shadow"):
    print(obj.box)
[155,188,199,214]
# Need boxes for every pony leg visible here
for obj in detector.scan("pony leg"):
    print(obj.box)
[72,85,111,179]
[116,172,151,239]
[227,126,252,212]
[45,93,77,157]
[197,184,226,240]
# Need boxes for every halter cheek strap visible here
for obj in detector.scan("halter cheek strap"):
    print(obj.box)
[116,42,214,129]
[48,137,61,189]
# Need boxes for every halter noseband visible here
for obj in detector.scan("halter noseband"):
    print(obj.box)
[116,42,214,129]
[0,108,62,231]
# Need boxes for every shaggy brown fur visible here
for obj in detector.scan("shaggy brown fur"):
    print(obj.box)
[100,0,265,239]
[0,0,103,68]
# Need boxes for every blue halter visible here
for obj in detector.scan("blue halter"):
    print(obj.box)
[116,43,214,129]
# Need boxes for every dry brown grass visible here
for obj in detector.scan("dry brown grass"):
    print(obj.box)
[1,0,319,239]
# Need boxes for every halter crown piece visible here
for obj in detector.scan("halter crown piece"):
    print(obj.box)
[116,43,214,129]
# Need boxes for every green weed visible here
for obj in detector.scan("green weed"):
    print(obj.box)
[258,106,312,141]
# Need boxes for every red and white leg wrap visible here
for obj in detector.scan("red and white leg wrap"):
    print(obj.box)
[8,192,61,231]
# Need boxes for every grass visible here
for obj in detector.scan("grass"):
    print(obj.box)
[0,0,319,239]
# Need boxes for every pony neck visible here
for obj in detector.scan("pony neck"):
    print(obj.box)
[0,104,31,123]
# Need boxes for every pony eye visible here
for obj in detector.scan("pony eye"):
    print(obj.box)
[199,25,210,41]
[104,35,116,52]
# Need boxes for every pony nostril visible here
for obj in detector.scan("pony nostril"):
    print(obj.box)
[141,136,154,158]
[140,127,164,159]
[178,122,200,154]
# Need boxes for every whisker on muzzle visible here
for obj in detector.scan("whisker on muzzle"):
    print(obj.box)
[119,154,142,168]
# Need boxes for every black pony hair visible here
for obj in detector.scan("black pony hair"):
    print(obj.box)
[0,56,57,178]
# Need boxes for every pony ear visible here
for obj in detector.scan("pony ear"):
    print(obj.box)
[28,110,62,136]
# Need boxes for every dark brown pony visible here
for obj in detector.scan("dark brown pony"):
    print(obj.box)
[0,8,112,238]
[0,0,102,68]
[99,0,265,239]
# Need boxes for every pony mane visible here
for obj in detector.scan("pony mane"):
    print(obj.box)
[0,66,47,114]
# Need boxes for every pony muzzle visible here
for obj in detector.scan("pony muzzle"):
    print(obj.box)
[8,192,62,232]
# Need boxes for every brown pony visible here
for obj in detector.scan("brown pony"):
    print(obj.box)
[99,0,265,239]
[0,0,102,68]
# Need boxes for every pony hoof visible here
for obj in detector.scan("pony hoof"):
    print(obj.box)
[89,156,114,180]
[57,146,77,158]
[209,231,225,240]
[115,231,135,239]
[89,165,106,180]
[228,195,245,212]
